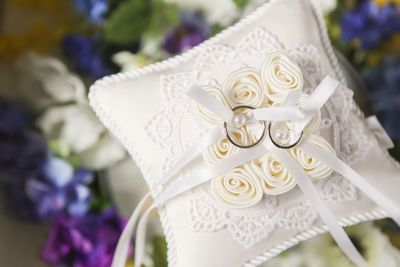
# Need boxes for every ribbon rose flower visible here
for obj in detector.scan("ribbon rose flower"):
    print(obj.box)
[193,51,336,209]
[262,51,304,103]
[210,165,264,209]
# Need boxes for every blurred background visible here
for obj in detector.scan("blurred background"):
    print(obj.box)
[0,0,399,266]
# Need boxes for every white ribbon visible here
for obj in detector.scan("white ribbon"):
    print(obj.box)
[112,76,399,267]
[299,139,400,225]
[187,85,305,125]
[265,140,368,267]
[152,127,224,193]
[112,193,151,267]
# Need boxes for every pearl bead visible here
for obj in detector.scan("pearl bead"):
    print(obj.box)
[274,129,291,145]
[269,121,302,148]
[233,114,247,128]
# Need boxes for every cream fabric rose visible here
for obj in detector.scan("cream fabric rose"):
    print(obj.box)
[290,134,335,180]
[203,137,238,165]
[211,164,264,209]
[262,51,304,103]
[250,153,296,195]
[193,85,230,125]
[193,51,335,208]
[223,67,265,108]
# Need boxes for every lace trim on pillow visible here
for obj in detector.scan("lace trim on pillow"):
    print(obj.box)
[190,175,356,247]
[145,28,371,248]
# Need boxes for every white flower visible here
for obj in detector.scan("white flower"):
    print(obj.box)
[318,0,337,15]
[16,53,86,111]
[112,51,153,72]
[78,133,126,170]
[165,0,239,26]
[262,51,304,103]
[38,103,126,171]
[38,104,105,153]
[20,53,128,170]
[210,164,264,208]
[302,222,400,267]
[106,159,164,238]
[261,249,305,267]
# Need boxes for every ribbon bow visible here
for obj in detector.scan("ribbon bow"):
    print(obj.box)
[112,76,400,267]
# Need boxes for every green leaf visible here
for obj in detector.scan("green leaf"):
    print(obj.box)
[104,0,152,45]
[390,142,400,162]
[145,0,180,37]
[49,139,71,158]
[89,172,112,212]
[233,0,248,8]
[151,236,168,267]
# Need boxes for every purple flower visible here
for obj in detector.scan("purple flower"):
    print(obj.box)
[363,56,400,140]
[0,98,47,220]
[0,98,28,137]
[341,1,400,49]
[1,132,48,220]
[73,0,109,25]
[163,11,210,55]
[26,156,94,220]
[62,35,111,78]
[41,209,129,267]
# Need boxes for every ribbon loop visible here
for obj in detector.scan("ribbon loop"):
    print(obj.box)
[187,84,235,123]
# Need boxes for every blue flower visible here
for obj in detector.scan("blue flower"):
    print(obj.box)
[73,0,109,25]
[62,35,111,78]
[163,11,210,55]
[341,1,400,49]
[363,56,400,140]
[0,98,48,220]
[0,98,27,137]
[0,99,47,183]
[26,156,94,220]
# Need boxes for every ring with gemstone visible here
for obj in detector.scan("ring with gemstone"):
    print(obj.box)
[224,105,267,149]
[268,122,303,149]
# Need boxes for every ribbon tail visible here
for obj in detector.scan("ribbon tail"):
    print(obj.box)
[153,127,224,190]
[299,139,400,227]
[111,193,151,267]
[155,143,266,206]
[134,204,156,267]
[266,140,368,267]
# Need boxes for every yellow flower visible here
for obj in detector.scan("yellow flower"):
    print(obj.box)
[375,0,400,6]
[10,0,67,13]
[0,22,66,62]
[125,260,134,267]
[383,33,400,54]
[367,51,383,67]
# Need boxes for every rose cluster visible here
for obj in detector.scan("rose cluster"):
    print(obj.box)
[194,51,336,209]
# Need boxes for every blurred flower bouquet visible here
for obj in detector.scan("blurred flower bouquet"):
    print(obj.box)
[0,0,399,266]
